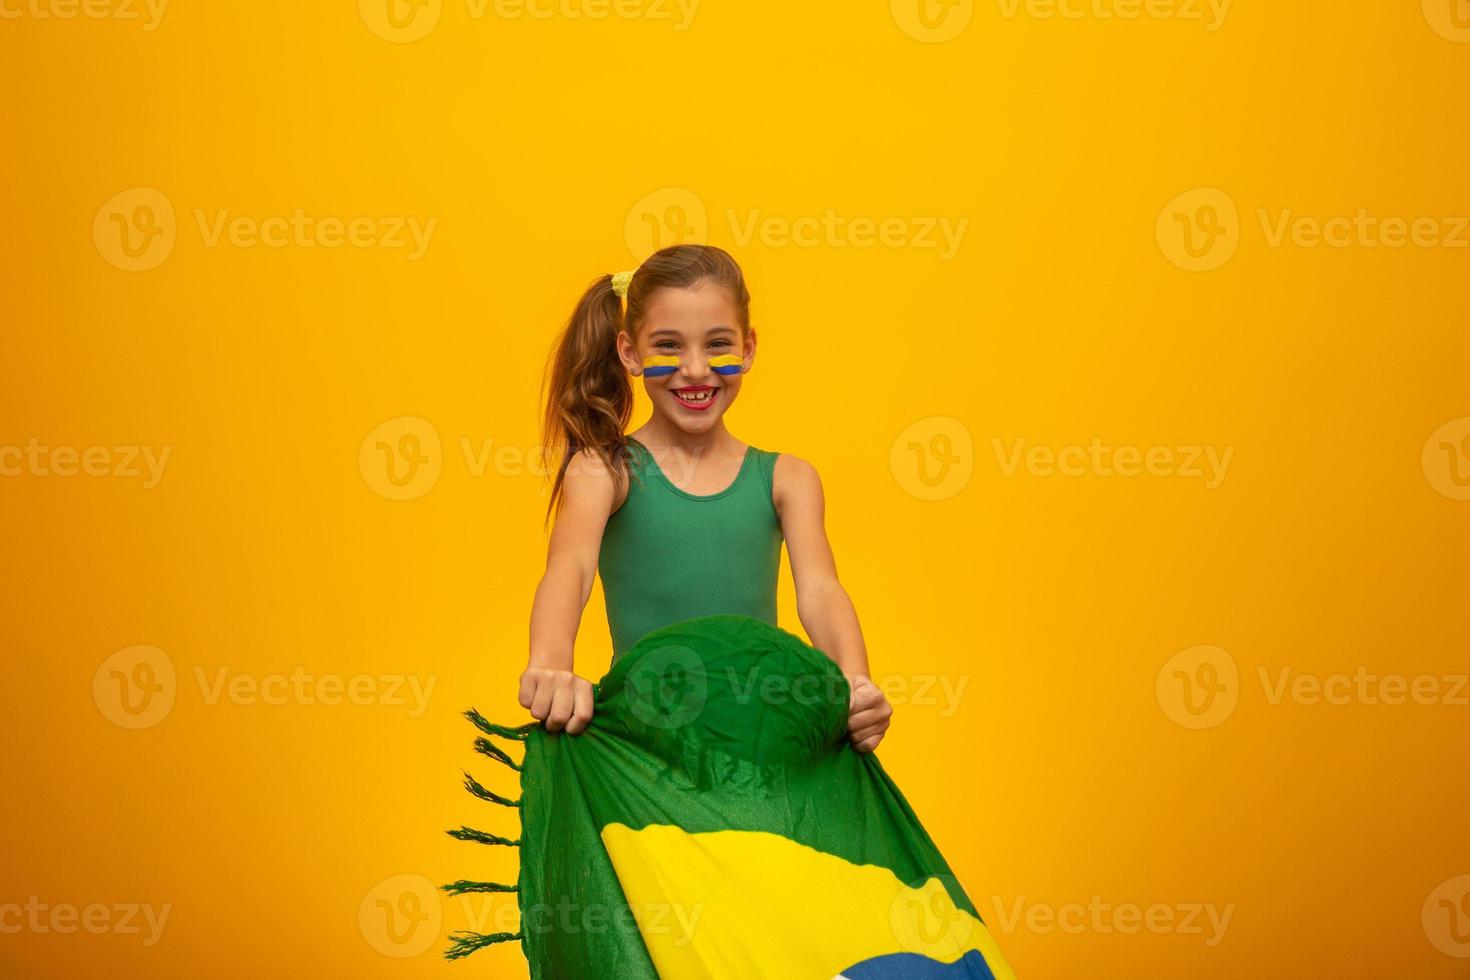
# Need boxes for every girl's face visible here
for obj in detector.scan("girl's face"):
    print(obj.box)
[619,282,755,435]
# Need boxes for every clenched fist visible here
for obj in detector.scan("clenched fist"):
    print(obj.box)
[846,674,893,753]
[518,665,595,735]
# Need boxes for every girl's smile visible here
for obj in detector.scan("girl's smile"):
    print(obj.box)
[670,384,719,411]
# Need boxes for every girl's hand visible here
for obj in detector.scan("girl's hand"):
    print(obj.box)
[846,675,893,753]
[518,665,595,735]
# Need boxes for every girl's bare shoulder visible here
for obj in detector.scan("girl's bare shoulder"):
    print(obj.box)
[563,445,631,514]
[771,452,822,514]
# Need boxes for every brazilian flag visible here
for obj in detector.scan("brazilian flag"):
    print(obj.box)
[446,614,1017,979]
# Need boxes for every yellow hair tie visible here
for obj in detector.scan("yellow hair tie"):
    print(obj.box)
[611,269,635,299]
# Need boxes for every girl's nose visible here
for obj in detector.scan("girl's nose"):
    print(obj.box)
[683,356,711,382]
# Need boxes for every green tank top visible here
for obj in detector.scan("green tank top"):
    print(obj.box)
[599,435,784,662]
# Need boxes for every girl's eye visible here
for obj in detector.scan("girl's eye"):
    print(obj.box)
[655,342,678,351]
[709,340,732,350]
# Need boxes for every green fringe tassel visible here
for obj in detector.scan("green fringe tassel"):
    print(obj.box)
[465,708,534,741]
[473,737,523,772]
[444,711,529,962]
[440,879,519,896]
[447,825,521,847]
[462,771,521,808]
[444,930,523,960]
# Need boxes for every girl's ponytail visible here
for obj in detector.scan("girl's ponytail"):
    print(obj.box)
[540,273,633,526]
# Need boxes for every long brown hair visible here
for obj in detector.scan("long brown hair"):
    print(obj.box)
[540,243,752,526]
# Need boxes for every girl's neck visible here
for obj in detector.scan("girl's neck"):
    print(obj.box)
[630,421,739,456]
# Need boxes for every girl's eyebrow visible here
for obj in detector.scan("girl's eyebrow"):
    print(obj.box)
[647,325,738,338]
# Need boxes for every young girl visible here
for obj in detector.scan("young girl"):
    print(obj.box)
[517,243,894,751]
[448,243,1014,976]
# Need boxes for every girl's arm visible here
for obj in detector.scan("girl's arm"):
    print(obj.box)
[519,450,616,735]
[774,454,894,753]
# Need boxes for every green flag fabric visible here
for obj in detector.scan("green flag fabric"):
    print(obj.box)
[446,613,1017,979]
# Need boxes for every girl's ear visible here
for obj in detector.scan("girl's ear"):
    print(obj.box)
[741,328,757,373]
[615,329,642,376]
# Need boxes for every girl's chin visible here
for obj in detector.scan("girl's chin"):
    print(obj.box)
[658,404,724,430]
[660,408,721,430]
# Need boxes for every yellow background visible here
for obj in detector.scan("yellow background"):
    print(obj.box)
[3,1,1468,977]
